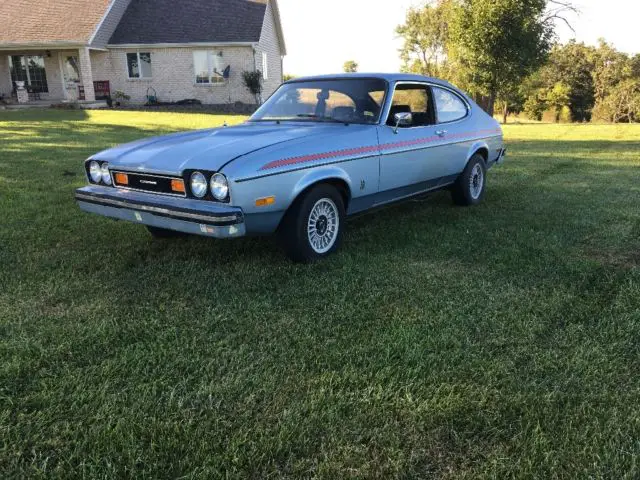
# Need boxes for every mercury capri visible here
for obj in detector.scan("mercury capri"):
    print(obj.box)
[75,73,505,262]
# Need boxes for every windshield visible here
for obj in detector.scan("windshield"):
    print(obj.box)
[250,78,388,125]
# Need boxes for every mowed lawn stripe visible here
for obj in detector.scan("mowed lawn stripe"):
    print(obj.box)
[0,110,639,478]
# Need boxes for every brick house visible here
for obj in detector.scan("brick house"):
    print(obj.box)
[0,0,286,105]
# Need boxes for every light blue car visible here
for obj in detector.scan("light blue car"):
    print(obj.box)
[75,73,505,262]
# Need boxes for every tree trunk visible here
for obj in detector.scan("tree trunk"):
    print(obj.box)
[475,92,497,117]
[474,95,489,113]
[502,104,508,124]
[487,91,497,118]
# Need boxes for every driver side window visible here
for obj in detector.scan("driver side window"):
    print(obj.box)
[386,84,434,128]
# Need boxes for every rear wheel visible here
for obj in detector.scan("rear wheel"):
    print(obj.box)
[279,184,345,263]
[452,154,486,206]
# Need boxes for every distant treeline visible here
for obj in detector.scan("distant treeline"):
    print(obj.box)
[396,0,640,123]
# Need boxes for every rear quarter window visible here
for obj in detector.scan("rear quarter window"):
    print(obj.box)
[433,86,468,123]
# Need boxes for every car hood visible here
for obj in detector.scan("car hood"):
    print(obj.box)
[92,122,368,175]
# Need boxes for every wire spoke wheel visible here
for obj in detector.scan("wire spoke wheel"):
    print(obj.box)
[469,163,484,200]
[307,198,340,254]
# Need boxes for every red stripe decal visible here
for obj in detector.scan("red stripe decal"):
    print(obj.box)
[259,128,502,171]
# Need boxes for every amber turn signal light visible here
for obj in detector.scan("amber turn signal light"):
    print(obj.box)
[114,172,129,185]
[255,196,275,207]
[171,178,186,193]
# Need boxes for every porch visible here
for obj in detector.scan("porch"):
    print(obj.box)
[0,48,110,105]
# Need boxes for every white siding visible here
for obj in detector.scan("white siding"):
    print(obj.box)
[256,0,283,99]
[91,46,257,104]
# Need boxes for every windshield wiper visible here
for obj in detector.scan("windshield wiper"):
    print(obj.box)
[249,115,350,124]
[294,114,349,124]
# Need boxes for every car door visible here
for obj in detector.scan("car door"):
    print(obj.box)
[430,85,473,178]
[376,82,456,204]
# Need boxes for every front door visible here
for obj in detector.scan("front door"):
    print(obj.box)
[376,82,451,204]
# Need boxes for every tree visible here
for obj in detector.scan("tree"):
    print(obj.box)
[496,82,526,123]
[592,39,632,102]
[343,60,359,73]
[590,40,640,123]
[242,70,263,104]
[546,82,571,122]
[448,0,557,115]
[396,1,453,77]
[533,41,596,121]
[523,92,547,121]
[592,79,640,123]
[283,74,297,82]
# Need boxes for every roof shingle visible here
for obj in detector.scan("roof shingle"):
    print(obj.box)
[109,0,267,45]
[0,0,112,45]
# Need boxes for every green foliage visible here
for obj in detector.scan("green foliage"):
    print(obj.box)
[496,82,526,123]
[396,0,453,77]
[546,82,571,122]
[449,0,554,114]
[283,73,297,82]
[112,90,131,103]
[242,70,263,104]
[2,110,640,477]
[537,42,597,121]
[592,39,632,103]
[589,40,640,123]
[523,91,547,121]
[592,79,640,123]
[343,60,359,73]
[519,40,640,123]
[396,0,556,115]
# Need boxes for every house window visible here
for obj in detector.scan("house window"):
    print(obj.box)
[193,51,226,84]
[9,55,49,93]
[126,52,152,79]
[262,52,268,80]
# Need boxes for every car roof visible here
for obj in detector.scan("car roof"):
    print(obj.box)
[285,72,456,89]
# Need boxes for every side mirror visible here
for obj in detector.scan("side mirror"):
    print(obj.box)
[393,112,412,133]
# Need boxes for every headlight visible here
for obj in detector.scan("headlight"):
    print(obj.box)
[101,162,112,185]
[89,161,102,183]
[190,172,208,198]
[210,173,229,200]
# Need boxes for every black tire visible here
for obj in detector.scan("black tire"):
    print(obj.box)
[278,184,346,263]
[146,226,187,238]
[451,154,487,206]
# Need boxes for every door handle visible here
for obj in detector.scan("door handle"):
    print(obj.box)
[436,130,447,137]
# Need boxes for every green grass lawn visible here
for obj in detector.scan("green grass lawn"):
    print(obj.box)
[1,109,639,479]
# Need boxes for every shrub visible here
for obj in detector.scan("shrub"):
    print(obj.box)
[242,70,263,104]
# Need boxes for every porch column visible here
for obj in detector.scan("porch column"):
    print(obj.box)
[78,47,95,101]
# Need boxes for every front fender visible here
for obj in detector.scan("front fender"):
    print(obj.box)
[290,166,353,205]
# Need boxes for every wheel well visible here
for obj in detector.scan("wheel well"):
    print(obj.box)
[294,178,351,209]
[474,147,489,164]
[278,178,351,231]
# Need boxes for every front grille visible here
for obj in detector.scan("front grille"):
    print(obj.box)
[112,171,186,197]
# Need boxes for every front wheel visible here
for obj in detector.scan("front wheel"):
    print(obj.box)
[279,184,345,263]
[451,154,487,206]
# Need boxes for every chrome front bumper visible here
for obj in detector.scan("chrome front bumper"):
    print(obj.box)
[75,186,246,238]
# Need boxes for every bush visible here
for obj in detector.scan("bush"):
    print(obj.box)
[112,90,130,106]
[242,70,263,104]
[523,92,546,121]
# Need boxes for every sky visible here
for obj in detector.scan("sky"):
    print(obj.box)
[277,0,639,76]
